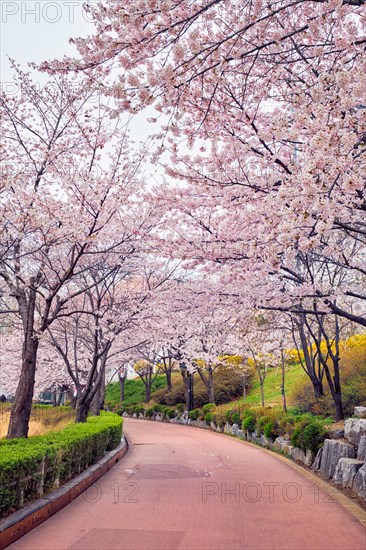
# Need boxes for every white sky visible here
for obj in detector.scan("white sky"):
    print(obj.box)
[1,2,193,188]
[1,1,93,79]
[0,1,163,168]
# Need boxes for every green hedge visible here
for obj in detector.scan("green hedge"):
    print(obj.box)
[0,412,122,518]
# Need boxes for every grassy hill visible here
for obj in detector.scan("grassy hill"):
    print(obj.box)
[105,363,305,410]
[105,375,168,408]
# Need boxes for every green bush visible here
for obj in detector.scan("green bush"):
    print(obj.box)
[213,411,225,429]
[278,415,295,437]
[231,412,241,425]
[132,405,145,415]
[204,412,214,425]
[0,413,122,518]
[263,421,280,440]
[291,417,328,454]
[225,409,234,423]
[202,403,215,414]
[145,408,154,418]
[242,416,256,433]
[188,409,201,421]
[256,415,271,435]
[176,403,185,413]
[166,408,176,419]
[153,403,163,413]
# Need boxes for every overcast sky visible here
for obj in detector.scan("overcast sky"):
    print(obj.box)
[1,1,94,80]
[1,1,166,182]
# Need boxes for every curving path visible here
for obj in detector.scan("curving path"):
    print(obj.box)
[10,419,366,550]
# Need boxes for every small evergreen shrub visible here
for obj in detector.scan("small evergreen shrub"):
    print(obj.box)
[242,416,256,433]
[256,415,271,435]
[204,412,214,425]
[166,408,176,419]
[145,408,154,418]
[291,416,328,454]
[202,403,215,415]
[225,409,234,423]
[188,409,201,421]
[263,421,280,440]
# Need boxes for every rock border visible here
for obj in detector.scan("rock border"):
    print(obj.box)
[0,436,128,550]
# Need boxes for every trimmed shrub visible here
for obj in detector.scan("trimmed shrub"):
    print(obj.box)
[188,409,201,421]
[256,415,271,435]
[263,421,280,440]
[166,409,176,419]
[0,413,122,518]
[291,416,328,454]
[204,412,214,425]
[153,403,163,413]
[231,412,241,425]
[176,403,185,413]
[242,416,256,433]
[202,403,215,415]
[145,408,154,418]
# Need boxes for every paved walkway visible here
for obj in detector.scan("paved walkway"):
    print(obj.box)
[10,419,366,550]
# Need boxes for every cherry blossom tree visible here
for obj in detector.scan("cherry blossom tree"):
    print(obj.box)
[0,67,153,437]
[50,0,365,330]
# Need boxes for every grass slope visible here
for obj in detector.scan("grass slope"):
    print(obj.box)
[241,363,305,406]
[105,365,305,409]
[105,374,168,407]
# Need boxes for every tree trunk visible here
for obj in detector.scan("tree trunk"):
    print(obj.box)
[208,368,215,404]
[334,392,344,422]
[296,316,324,398]
[260,382,265,408]
[118,373,126,401]
[90,383,102,416]
[166,368,172,391]
[145,383,151,403]
[7,335,39,438]
[180,366,189,406]
[90,366,106,416]
[280,348,287,413]
[56,388,65,407]
[76,400,90,423]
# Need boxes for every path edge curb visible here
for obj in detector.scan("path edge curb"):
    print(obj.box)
[0,436,129,550]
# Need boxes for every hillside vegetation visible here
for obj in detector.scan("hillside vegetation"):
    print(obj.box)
[105,333,366,419]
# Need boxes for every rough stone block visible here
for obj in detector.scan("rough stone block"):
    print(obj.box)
[354,406,366,419]
[319,439,355,479]
[231,423,240,436]
[344,418,366,446]
[291,447,307,464]
[357,435,366,461]
[312,448,323,471]
[305,449,314,467]
[328,429,345,440]
[353,464,366,500]
[333,458,364,488]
